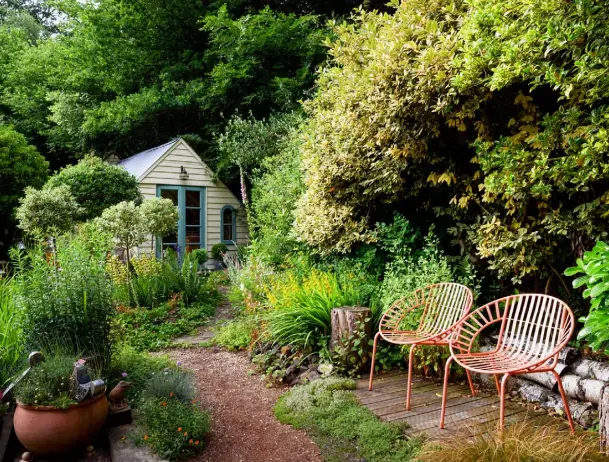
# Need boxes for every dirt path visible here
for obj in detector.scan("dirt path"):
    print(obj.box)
[168,348,322,462]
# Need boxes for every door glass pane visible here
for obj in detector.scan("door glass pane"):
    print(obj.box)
[161,189,178,205]
[163,229,178,244]
[186,190,200,207]
[186,227,200,253]
[186,208,200,226]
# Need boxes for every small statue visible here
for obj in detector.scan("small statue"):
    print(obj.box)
[109,381,132,411]
[71,361,106,402]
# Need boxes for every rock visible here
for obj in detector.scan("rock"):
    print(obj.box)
[21,452,33,461]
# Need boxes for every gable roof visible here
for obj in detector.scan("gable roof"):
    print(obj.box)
[118,139,179,180]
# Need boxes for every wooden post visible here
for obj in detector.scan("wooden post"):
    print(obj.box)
[330,306,371,372]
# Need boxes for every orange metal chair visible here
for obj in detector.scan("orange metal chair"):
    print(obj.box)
[440,294,576,433]
[368,282,474,410]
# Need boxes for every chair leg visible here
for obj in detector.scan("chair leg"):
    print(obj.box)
[494,374,501,396]
[499,373,510,429]
[406,344,417,410]
[551,369,576,434]
[465,369,476,397]
[368,332,381,391]
[439,356,454,429]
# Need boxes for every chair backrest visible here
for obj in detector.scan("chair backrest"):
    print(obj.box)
[497,294,574,361]
[418,283,473,337]
[381,283,473,337]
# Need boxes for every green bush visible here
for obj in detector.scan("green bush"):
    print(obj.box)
[214,318,257,351]
[211,243,228,260]
[144,370,195,402]
[190,249,208,266]
[11,233,114,364]
[136,396,210,462]
[46,156,141,220]
[566,241,609,351]
[275,378,421,462]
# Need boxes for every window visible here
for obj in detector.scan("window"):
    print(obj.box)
[156,186,205,257]
[221,206,236,244]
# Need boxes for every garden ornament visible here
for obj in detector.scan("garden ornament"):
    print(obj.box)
[109,380,132,411]
[72,361,106,402]
[1,352,45,403]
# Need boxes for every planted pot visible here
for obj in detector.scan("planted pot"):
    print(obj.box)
[14,394,108,455]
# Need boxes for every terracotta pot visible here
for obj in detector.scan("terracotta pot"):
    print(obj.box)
[14,394,108,455]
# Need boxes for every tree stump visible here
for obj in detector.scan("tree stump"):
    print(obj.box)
[330,306,372,373]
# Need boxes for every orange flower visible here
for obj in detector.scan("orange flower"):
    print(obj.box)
[161,401,167,407]
[183,432,188,437]
[177,427,182,432]
[195,441,200,446]
[191,399,197,404]
[169,392,175,397]
[189,439,194,444]
[144,435,149,441]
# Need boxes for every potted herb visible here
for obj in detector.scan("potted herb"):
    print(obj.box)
[12,356,108,455]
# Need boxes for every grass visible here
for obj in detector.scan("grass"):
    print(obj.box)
[274,377,422,462]
[414,421,605,462]
[0,279,23,387]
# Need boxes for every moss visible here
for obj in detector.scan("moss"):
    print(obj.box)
[274,378,421,462]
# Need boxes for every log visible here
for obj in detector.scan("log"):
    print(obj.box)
[330,306,371,372]
[571,359,609,382]
[600,385,609,453]
[507,376,596,428]
[561,374,605,405]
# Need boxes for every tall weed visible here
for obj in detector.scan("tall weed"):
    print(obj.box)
[0,279,23,386]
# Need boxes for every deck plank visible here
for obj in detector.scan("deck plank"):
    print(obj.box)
[356,372,565,441]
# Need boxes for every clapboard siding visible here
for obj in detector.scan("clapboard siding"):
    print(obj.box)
[133,139,249,258]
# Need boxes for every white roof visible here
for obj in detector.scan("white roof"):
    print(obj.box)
[118,139,179,180]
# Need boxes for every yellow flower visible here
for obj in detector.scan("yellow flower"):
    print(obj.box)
[144,435,149,441]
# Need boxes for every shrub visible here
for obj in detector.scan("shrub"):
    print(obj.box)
[414,421,604,462]
[275,378,421,462]
[144,370,195,402]
[190,249,208,266]
[211,243,228,260]
[46,155,141,220]
[15,185,82,237]
[139,197,179,251]
[565,241,609,351]
[136,396,210,462]
[11,233,114,364]
[0,124,48,252]
[214,318,257,351]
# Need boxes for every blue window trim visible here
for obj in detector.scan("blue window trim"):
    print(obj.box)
[220,205,237,245]
[156,185,206,258]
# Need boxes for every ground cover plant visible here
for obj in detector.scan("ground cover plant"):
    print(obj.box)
[275,377,422,462]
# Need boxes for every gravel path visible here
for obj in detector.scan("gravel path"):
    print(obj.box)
[168,348,322,462]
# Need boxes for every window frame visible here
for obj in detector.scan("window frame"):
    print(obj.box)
[220,205,237,245]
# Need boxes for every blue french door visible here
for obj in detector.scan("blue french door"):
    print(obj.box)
[156,185,206,258]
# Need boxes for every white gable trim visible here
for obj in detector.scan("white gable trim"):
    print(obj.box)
[137,138,243,206]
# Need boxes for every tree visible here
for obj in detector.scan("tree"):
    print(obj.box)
[0,124,48,255]
[139,197,179,252]
[46,155,141,220]
[15,185,81,237]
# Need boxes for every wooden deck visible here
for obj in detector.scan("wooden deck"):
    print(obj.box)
[356,371,558,441]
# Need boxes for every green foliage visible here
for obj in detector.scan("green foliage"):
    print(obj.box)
[566,241,609,351]
[0,124,48,253]
[213,318,257,351]
[15,185,81,237]
[247,113,305,266]
[144,370,195,402]
[14,355,95,408]
[275,378,421,462]
[139,198,179,249]
[190,249,208,266]
[114,301,215,352]
[11,233,114,363]
[0,278,23,386]
[136,396,210,462]
[211,243,228,260]
[95,201,147,263]
[46,156,141,220]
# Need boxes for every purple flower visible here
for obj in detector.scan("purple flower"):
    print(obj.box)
[176,361,182,367]
[121,372,128,378]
